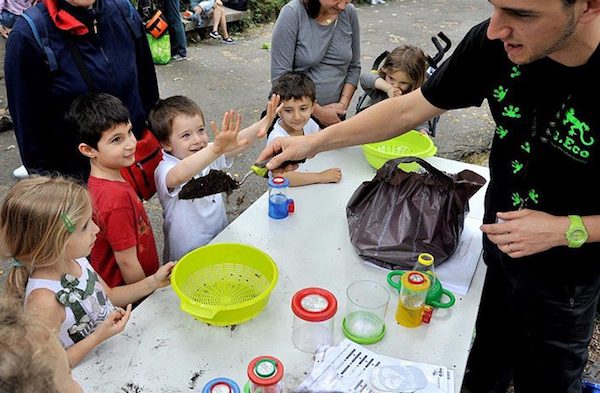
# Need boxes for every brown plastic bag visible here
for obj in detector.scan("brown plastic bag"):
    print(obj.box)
[346,157,486,269]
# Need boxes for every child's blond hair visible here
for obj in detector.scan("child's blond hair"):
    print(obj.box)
[0,296,60,393]
[1,176,92,300]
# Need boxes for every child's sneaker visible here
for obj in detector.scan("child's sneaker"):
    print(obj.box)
[370,0,377,4]
[12,165,28,179]
[378,0,386,3]
[222,37,235,45]
[209,30,221,39]
[171,54,188,62]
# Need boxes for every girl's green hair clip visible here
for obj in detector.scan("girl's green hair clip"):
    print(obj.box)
[60,213,76,233]
[9,257,23,268]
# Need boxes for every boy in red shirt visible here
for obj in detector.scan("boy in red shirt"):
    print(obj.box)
[68,93,160,287]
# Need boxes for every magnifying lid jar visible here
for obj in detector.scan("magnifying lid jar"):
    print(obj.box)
[245,356,284,393]
[291,287,338,353]
[202,378,240,393]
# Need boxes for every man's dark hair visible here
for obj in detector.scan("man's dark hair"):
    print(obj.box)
[66,93,131,149]
[148,95,204,143]
[271,71,316,103]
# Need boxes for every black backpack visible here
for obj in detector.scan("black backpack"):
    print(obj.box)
[138,0,164,22]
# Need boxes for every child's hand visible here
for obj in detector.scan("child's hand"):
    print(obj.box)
[257,94,282,139]
[319,168,342,184]
[212,110,246,155]
[92,304,132,342]
[387,88,403,98]
[152,261,176,289]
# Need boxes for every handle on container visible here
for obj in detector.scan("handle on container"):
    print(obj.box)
[429,288,456,309]
[180,302,218,319]
[387,270,405,291]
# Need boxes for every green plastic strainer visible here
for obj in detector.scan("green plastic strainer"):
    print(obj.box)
[171,243,278,326]
[362,130,437,172]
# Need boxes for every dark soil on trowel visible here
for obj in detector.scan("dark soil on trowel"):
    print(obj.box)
[179,169,240,200]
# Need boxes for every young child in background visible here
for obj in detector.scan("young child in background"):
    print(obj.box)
[67,93,160,288]
[0,296,83,393]
[358,44,439,136]
[1,176,175,367]
[186,0,235,44]
[267,71,342,187]
[149,94,279,261]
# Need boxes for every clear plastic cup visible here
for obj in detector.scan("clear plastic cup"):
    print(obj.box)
[342,280,390,344]
[291,288,337,353]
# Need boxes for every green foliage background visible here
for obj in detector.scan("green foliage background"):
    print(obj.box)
[244,0,288,26]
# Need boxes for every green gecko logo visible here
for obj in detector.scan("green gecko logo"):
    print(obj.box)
[493,86,508,102]
[552,107,594,160]
[502,105,521,119]
[511,160,523,174]
[521,141,531,153]
[510,66,521,78]
[564,108,593,146]
[496,125,508,139]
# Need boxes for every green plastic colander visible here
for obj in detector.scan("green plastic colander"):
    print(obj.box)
[171,243,278,326]
[362,130,437,172]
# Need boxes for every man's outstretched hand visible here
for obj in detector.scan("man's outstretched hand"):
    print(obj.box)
[257,134,317,170]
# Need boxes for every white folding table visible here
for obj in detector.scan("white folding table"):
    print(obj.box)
[74,146,490,392]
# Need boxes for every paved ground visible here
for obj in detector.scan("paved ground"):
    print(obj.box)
[0,0,494,255]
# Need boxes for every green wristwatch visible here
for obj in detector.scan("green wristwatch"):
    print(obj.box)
[566,215,588,248]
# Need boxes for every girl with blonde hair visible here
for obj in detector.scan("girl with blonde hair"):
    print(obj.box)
[1,176,174,367]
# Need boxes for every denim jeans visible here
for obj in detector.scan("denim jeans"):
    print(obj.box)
[162,0,186,57]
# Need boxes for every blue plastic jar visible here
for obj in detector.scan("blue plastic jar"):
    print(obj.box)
[583,380,600,393]
[268,177,294,219]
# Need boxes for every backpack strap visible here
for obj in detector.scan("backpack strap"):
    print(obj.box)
[22,6,59,72]
[110,0,142,40]
[65,38,97,92]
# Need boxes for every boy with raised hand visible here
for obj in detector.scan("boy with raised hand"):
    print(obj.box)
[267,71,342,187]
[68,92,160,287]
[149,94,280,261]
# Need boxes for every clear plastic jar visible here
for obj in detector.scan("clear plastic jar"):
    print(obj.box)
[291,287,337,353]
[342,280,390,345]
[246,356,284,393]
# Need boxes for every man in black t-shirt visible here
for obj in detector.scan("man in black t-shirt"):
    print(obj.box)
[259,1,600,392]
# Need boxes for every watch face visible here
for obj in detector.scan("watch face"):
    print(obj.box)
[571,229,586,242]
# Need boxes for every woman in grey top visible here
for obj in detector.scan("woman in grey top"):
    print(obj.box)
[271,0,360,127]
